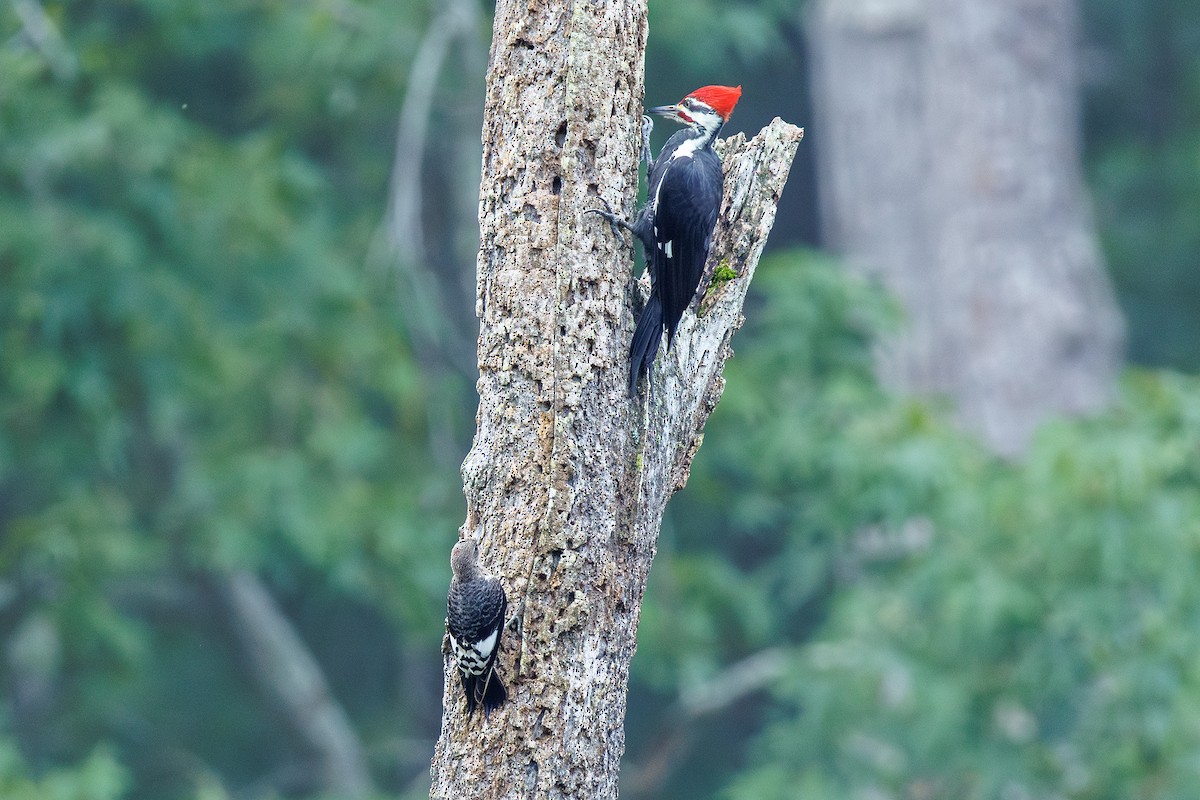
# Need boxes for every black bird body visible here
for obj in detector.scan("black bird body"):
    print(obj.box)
[627,130,724,396]
[589,84,741,397]
[446,540,508,717]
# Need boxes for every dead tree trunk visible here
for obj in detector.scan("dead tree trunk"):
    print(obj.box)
[809,0,1124,457]
[427,1,802,796]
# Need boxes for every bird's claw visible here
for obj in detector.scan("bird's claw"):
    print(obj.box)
[640,115,654,169]
[584,199,629,249]
[505,599,526,635]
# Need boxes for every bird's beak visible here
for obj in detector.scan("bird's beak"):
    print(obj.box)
[648,103,686,122]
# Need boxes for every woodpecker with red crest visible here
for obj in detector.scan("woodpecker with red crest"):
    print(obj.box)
[589,84,742,397]
[446,539,508,718]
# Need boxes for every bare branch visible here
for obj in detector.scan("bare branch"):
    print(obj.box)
[384,0,479,266]
[10,0,77,81]
[214,571,373,798]
[375,0,482,382]
[624,648,791,797]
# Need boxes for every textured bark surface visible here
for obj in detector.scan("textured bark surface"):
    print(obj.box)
[810,0,1124,457]
[427,1,802,796]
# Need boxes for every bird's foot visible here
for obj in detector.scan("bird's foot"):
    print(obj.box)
[584,198,632,249]
[508,598,527,675]
[641,114,654,170]
[506,597,525,647]
[506,598,526,636]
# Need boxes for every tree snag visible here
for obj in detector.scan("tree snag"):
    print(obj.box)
[428,1,802,796]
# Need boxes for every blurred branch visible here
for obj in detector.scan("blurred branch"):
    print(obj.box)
[10,0,77,80]
[213,571,373,799]
[624,649,790,798]
[6,611,60,765]
[371,0,486,470]
[108,707,237,800]
[624,517,928,796]
[836,516,935,580]
[376,0,481,379]
[108,577,209,624]
[385,0,476,270]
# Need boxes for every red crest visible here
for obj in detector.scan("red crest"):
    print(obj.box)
[685,85,742,119]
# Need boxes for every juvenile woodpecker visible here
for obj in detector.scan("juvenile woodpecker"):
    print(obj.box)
[590,84,742,397]
[446,539,508,718]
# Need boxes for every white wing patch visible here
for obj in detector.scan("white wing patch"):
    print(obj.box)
[475,628,499,660]
[671,136,704,161]
[450,628,498,676]
[664,240,673,259]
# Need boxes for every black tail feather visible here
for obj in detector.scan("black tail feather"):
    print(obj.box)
[629,292,664,398]
[477,669,508,719]
[460,668,508,718]
[460,674,478,716]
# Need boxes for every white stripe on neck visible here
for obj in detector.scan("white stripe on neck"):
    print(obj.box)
[651,136,704,215]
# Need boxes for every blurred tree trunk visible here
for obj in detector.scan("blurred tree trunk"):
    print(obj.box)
[809,0,1124,457]
[426,0,802,797]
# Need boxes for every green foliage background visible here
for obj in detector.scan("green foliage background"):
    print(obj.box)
[1,1,1198,798]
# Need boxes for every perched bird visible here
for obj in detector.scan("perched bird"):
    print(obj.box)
[446,539,508,718]
[590,84,742,396]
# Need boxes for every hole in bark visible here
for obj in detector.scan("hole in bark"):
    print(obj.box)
[566,590,575,605]
[551,176,562,195]
[548,549,562,571]
[514,37,534,50]
[555,121,567,148]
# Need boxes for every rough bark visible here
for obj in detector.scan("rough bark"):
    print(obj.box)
[809,0,1124,457]
[427,0,802,796]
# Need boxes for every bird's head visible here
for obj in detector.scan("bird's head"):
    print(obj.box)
[450,538,480,580]
[649,84,742,134]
